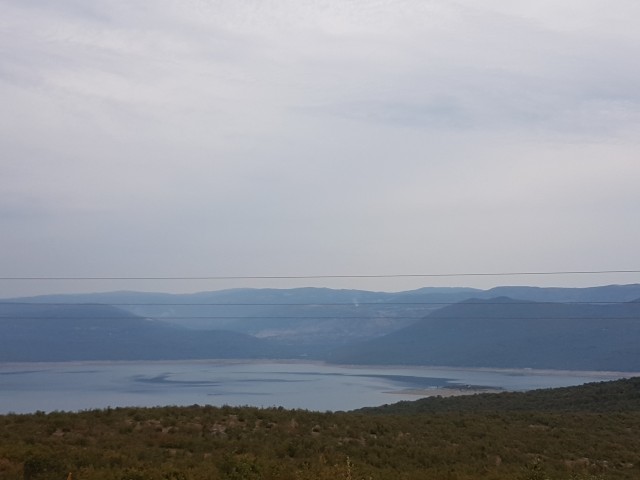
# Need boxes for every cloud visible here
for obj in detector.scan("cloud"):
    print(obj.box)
[1,0,639,295]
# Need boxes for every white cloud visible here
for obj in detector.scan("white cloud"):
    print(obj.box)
[1,0,639,295]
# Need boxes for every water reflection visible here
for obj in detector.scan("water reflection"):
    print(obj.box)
[0,360,632,414]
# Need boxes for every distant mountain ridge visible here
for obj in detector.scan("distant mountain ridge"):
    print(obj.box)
[329,296,640,371]
[4,284,640,345]
[2,284,640,367]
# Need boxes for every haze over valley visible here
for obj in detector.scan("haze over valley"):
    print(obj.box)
[3,284,640,372]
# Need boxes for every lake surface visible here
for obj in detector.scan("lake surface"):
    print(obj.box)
[0,360,633,414]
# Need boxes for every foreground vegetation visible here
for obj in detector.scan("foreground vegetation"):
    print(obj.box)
[1,378,639,480]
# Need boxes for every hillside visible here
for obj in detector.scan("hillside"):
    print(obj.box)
[1,377,639,480]
[0,303,279,361]
[361,376,640,414]
[328,296,640,370]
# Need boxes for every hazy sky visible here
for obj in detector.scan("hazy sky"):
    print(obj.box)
[2,0,640,296]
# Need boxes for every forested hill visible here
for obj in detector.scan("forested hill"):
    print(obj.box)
[2,377,640,480]
[329,296,640,371]
[359,376,640,414]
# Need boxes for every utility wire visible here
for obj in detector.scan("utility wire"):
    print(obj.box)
[1,269,639,281]
[2,316,639,321]
[1,301,638,306]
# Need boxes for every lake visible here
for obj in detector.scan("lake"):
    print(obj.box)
[0,360,633,414]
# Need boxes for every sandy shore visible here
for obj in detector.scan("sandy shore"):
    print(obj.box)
[387,387,503,398]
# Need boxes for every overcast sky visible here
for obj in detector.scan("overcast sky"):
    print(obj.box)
[1,0,640,296]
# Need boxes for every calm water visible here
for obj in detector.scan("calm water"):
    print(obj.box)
[0,360,633,413]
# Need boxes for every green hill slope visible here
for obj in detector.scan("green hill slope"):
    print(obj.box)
[361,376,640,414]
[1,378,640,480]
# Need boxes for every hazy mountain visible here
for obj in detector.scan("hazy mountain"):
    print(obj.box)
[0,303,281,362]
[0,287,470,348]
[6,285,639,350]
[328,297,640,371]
[0,285,640,370]
[481,284,640,303]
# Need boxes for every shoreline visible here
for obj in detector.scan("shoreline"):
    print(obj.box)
[1,359,638,379]
[386,386,504,398]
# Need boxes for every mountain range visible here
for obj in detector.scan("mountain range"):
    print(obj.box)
[1,284,639,369]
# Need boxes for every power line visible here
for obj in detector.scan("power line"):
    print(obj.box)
[1,301,637,306]
[1,269,639,281]
[2,316,639,321]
